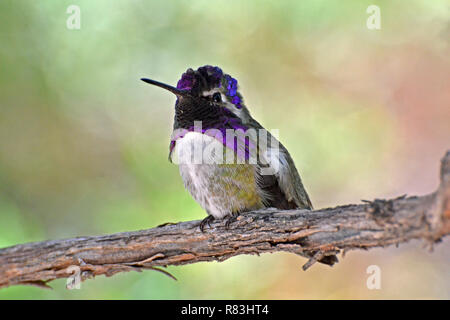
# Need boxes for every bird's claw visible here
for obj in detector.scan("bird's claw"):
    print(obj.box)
[224,212,239,229]
[199,215,215,232]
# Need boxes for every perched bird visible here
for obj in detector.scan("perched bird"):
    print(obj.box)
[141,66,336,266]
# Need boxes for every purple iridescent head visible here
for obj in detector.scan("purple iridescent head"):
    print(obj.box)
[141,66,254,160]
[176,65,245,111]
[142,65,253,128]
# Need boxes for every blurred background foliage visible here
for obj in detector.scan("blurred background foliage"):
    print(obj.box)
[0,0,449,299]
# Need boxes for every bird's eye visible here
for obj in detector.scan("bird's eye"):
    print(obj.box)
[212,92,222,103]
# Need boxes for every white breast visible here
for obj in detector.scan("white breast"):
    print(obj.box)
[172,132,226,165]
[172,132,225,218]
[172,132,265,219]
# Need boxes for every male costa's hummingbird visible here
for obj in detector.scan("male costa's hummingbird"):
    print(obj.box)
[141,66,337,266]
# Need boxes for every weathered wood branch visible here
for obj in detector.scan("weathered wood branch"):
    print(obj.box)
[1,151,449,289]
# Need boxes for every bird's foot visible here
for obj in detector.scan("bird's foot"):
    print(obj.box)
[199,215,215,233]
[224,212,240,229]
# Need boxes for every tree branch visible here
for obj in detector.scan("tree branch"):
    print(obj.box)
[1,151,449,289]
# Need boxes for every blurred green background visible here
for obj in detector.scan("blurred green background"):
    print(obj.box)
[0,0,449,299]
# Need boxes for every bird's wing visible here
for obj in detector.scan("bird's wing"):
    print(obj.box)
[257,141,312,209]
[247,119,313,210]
[273,143,313,209]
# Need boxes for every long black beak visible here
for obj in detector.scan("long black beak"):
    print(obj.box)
[141,78,189,97]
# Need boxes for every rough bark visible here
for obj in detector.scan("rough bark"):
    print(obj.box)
[1,151,449,289]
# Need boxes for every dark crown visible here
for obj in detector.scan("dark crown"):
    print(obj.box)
[177,65,244,110]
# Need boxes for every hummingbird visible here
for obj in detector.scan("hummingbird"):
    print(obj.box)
[142,65,337,266]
